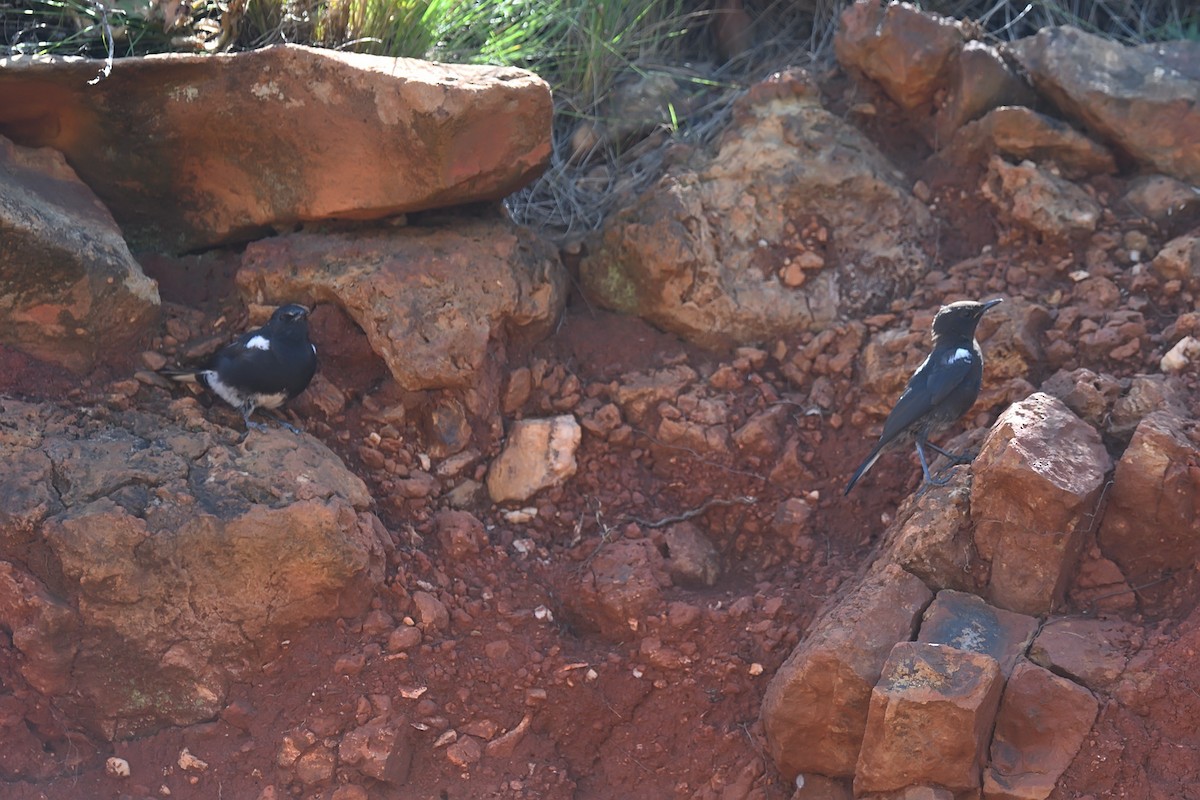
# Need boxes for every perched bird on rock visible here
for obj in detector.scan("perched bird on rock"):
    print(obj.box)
[162,303,317,433]
[845,298,1003,495]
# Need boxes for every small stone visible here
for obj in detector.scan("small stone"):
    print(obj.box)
[386,625,422,652]
[177,748,208,771]
[486,416,582,503]
[446,736,482,768]
[106,756,131,778]
[412,591,450,632]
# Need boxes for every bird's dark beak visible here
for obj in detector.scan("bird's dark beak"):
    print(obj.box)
[982,298,1003,311]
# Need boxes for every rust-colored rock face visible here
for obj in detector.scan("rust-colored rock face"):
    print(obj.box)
[855,641,1003,794]
[835,1,965,113]
[579,70,932,348]
[761,564,932,780]
[0,46,551,252]
[917,590,1038,677]
[237,216,565,392]
[1011,27,1200,183]
[0,399,387,738]
[0,136,159,371]
[1098,412,1200,607]
[971,393,1112,614]
[983,660,1098,800]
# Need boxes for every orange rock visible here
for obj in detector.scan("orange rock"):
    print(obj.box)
[970,393,1111,614]
[855,641,1003,794]
[761,564,932,780]
[983,660,1098,800]
[0,46,551,252]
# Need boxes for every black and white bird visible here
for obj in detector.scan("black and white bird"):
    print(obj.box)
[844,298,1003,495]
[162,303,318,433]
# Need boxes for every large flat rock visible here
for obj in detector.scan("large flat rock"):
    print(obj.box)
[0,46,551,252]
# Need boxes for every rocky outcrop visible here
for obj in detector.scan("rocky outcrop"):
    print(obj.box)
[237,214,565,392]
[938,106,1117,180]
[855,642,1003,794]
[835,1,964,115]
[983,660,1098,800]
[0,399,388,740]
[0,135,159,371]
[971,393,1111,614]
[0,46,552,252]
[981,156,1101,238]
[1098,412,1199,607]
[761,564,932,780]
[1010,27,1200,183]
[580,69,932,348]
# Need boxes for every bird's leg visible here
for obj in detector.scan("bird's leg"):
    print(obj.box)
[263,408,303,434]
[926,441,973,465]
[915,438,953,487]
[240,404,268,434]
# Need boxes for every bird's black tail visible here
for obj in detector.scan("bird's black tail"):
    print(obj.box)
[844,444,884,496]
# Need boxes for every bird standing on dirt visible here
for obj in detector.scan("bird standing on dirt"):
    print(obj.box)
[844,298,1003,495]
[162,303,317,433]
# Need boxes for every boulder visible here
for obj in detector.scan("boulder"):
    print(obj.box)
[1121,175,1200,224]
[1097,412,1199,602]
[486,415,581,503]
[0,135,159,371]
[938,106,1116,179]
[1028,617,1136,692]
[580,70,931,348]
[0,398,387,740]
[835,1,964,113]
[565,538,667,640]
[0,45,551,252]
[237,215,565,392]
[1151,235,1200,292]
[855,642,1003,794]
[970,393,1111,614]
[983,660,1098,800]
[883,482,981,594]
[981,156,1101,238]
[916,590,1038,677]
[1010,27,1200,182]
[932,43,1037,143]
[761,564,932,780]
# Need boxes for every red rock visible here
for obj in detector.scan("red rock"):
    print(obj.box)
[983,660,1098,800]
[855,642,1003,794]
[565,539,666,641]
[1011,28,1200,183]
[981,156,1101,238]
[412,591,450,633]
[1039,368,1121,430]
[0,136,159,371]
[835,1,965,112]
[446,735,483,768]
[933,42,1037,143]
[293,746,336,786]
[1028,618,1135,692]
[917,590,1038,677]
[883,479,981,594]
[1098,412,1199,605]
[434,510,487,559]
[579,69,931,348]
[339,718,412,786]
[0,47,550,252]
[938,106,1115,181]
[238,218,565,393]
[661,522,721,588]
[970,393,1111,614]
[761,564,933,780]
[385,625,422,652]
[1107,375,1184,442]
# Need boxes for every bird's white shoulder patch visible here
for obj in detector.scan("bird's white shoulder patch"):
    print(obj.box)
[245,335,271,351]
[947,347,972,364]
[312,343,317,355]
